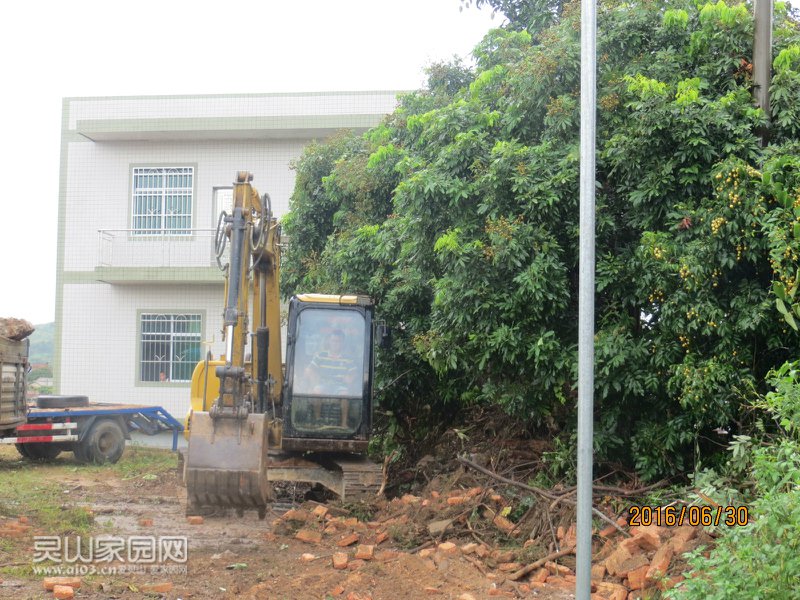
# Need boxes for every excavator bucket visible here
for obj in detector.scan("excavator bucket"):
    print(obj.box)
[184,411,271,514]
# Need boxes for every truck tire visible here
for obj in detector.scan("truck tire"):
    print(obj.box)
[36,395,89,409]
[15,443,31,458]
[73,442,91,464]
[16,442,61,460]
[85,419,125,464]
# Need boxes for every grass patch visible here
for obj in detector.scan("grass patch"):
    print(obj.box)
[86,445,178,480]
[0,445,177,535]
[0,564,35,578]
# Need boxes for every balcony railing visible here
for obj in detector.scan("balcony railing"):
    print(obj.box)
[97,229,228,269]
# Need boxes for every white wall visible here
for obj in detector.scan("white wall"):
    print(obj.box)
[67,93,401,129]
[60,282,225,418]
[63,138,306,271]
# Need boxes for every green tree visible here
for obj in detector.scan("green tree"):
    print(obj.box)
[282,0,800,477]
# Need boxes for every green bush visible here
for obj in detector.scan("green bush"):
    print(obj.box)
[674,362,800,599]
[282,0,800,475]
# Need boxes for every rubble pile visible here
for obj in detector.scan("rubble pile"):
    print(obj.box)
[269,488,711,599]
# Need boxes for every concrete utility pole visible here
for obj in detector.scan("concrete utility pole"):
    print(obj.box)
[753,0,773,134]
[576,0,597,595]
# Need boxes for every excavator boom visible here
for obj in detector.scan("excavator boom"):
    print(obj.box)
[184,172,281,516]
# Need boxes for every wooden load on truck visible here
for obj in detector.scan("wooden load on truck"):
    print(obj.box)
[0,331,29,434]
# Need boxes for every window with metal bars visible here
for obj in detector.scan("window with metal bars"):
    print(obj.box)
[131,167,193,235]
[140,313,202,382]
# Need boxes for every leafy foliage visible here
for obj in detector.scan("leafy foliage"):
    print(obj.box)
[282,0,800,477]
[673,362,800,600]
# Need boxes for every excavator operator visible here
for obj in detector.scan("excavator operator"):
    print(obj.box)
[305,329,358,427]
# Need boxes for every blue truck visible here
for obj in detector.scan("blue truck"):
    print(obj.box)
[0,332,182,463]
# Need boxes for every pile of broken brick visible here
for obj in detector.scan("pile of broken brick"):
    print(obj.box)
[277,489,713,600]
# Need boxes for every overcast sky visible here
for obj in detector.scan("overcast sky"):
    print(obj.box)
[0,0,498,325]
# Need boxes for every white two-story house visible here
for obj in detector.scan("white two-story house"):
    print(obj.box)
[55,91,399,417]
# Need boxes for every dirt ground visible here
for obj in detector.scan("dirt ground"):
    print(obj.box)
[0,445,576,600]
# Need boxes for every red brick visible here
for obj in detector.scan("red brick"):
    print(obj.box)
[637,532,661,552]
[329,585,345,596]
[627,564,650,590]
[186,515,204,525]
[546,560,573,576]
[141,582,173,593]
[658,574,684,591]
[332,552,348,570]
[460,542,478,555]
[620,536,646,555]
[424,586,442,594]
[531,568,549,583]
[492,549,515,562]
[497,562,521,572]
[312,505,329,519]
[374,531,388,545]
[646,543,673,581]
[17,516,28,524]
[599,524,618,538]
[465,486,483,498]
[348,558,366,570]
[337,533,360,547]
[604,545,632,575]
[494,515,518,535]
[437,542,458,554]
[53,586,74,600]
[43,577,82,591]
[670,525,698,554]
[355,544,374,560]
[606,546,649,578]
[295,529,323,544]
[591,564,606,580]
[282,508,311,522]
[401,494,421,505]
[597,581,629,600]
[563,523,577,547]
[447,495,468,506]
[138,518,153,527]
[545,576,574,590]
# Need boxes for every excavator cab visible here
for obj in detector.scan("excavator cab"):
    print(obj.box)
[281,294,374,453]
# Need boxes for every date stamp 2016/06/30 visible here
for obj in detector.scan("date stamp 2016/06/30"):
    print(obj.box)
[628,504,750,527]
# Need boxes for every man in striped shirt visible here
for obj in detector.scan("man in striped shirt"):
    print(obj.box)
[306,330,358,427]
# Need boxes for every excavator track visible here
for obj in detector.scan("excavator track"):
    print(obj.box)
[265,452,383,499]
[333,456,384,497]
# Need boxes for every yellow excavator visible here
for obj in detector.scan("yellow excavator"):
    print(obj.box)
[184,172,383,517]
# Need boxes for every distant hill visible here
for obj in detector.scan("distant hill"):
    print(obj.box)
[28,322,55,365]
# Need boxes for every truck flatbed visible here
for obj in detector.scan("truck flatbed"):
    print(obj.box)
[25,402,184,450]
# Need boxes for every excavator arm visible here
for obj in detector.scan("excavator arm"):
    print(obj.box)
[184,172,282,517]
